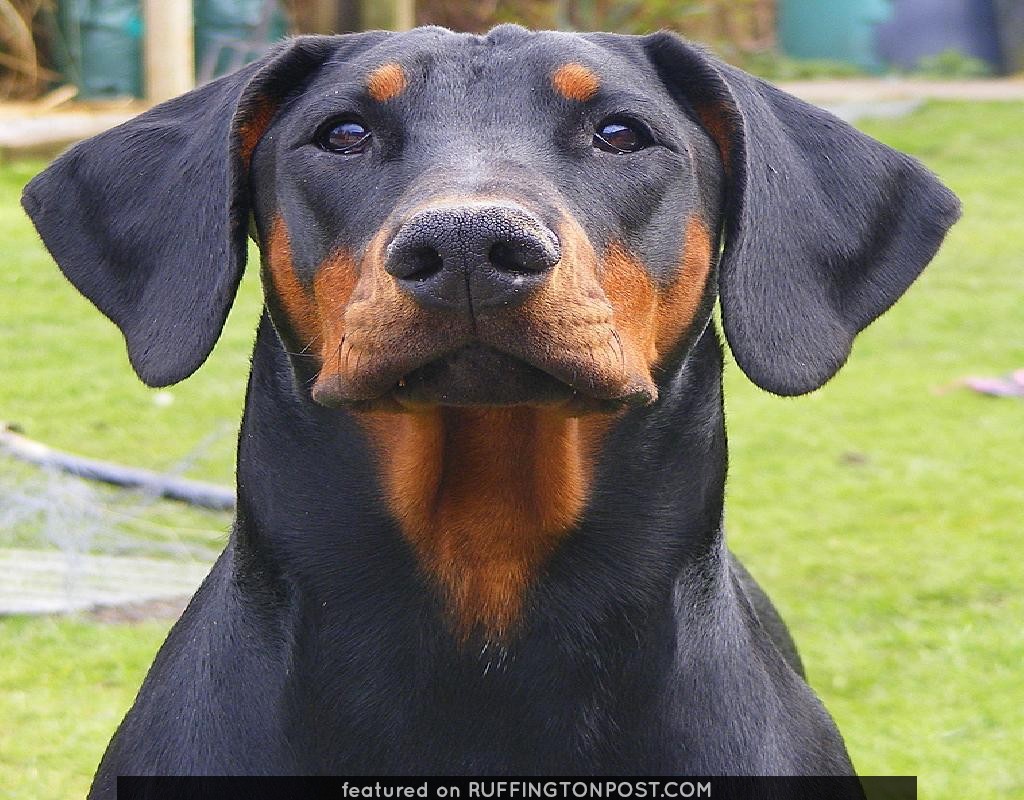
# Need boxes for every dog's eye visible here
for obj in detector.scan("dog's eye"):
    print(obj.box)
[593,119,649,154]
[317,120,372,154]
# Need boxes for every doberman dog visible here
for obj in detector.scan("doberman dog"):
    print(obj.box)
[23,25,958,790]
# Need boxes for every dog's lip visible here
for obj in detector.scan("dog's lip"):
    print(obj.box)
[511,349,655,407]
[390,346,653,412]
[311,340,657,411]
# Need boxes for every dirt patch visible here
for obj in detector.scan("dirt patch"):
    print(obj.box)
[85,595,191,624]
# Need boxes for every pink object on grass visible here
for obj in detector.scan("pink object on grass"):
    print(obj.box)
[962,369,1024,397]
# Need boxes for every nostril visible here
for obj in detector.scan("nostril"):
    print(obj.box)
[489,242,529,274]
[403,246,444,281]
[489,240,556,275]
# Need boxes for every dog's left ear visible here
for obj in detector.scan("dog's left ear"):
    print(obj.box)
[644,32,961,395]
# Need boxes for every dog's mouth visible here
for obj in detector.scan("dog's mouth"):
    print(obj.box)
[312,341,656,414]
[395,344,573,407]
[392,344,649,413]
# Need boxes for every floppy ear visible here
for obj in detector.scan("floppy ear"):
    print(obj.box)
[21,35,372,387]
[645,32,961,396]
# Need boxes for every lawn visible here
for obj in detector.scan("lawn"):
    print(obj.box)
[1,101,1022,798]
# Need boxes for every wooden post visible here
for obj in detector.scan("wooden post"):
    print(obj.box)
[143,0,194,102]
[395,0,416,30]
[361,0,416,31]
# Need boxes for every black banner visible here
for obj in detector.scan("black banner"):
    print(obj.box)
[117,776,915,800]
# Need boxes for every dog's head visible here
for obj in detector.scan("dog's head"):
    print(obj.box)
[24,27,962,639]
[23,26,959,411]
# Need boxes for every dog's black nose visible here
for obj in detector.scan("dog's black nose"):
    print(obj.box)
[385,203,560,313]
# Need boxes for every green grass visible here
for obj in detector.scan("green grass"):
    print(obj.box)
[1,102,1022,798]
[0,617,169,799]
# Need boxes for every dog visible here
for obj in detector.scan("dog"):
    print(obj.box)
[23,25,958,790]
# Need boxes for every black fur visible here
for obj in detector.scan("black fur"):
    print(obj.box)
[21,26,958,791]
[643,32,960,395]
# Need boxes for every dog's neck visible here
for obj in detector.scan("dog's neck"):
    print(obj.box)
[235,313,728,648]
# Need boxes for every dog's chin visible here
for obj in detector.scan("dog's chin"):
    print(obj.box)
[315,344,653,415]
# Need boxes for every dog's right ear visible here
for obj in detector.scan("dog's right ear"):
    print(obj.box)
[22,33,387,387]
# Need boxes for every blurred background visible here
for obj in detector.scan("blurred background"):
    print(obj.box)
[1,2,1022,799]
[1,0,1023,105]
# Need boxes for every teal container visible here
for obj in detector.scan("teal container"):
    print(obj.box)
[778,0,893,72]
[55,0,287,99]
[58,0,143,98]
[194,0,288,82]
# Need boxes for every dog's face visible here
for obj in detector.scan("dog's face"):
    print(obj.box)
[249,27,722,414]
[23,25,958,407]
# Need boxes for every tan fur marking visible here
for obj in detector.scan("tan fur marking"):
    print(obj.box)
[551,63,600,102]
[362,407,609,640]
[602,242,660,367]
[311,247,360,366]
[655,217,714,355]
[265,217,319,345]
[367,63,408,102]
[263,216,358,364]
[485,217,657,405]
[312,227,456,406]
[601,216,715,366]
[694,102,732,172]
[238,96,278,167]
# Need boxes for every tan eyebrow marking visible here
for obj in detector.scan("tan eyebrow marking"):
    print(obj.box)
[551,63,601,102]
[366,63,408,102]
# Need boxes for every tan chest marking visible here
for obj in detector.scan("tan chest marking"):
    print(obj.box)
[362,408,612,640]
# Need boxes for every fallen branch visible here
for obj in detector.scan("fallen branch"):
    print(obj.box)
[0,423,235,511]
